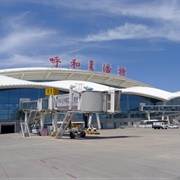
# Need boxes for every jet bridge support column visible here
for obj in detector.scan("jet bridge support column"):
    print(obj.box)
[162,101,166,121]
[24,111,28,124]
[83,114,88,128]
[96,113,101,129]
[40,113,45,131]
[146,111,151,120]
[166,116,170,125]
[52,113,58,133]
[24,111,28,133]
[88,113,93,125]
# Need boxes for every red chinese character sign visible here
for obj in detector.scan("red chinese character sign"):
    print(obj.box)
[70,59,81,69]
[88,60,95,71]
[118,66,126,76]
[49,56,61,67]
[102,63,111,73]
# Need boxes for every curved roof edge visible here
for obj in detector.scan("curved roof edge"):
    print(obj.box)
[121,87,180,101]
[0,67,151,88]
[0,75,111,92]
[0,75,70,91]
[0,75,180,101]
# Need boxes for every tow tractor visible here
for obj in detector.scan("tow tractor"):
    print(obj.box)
[69,124,100,139]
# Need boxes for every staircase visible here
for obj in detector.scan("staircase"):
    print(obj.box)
[56,111,74,139]
[173,115,180,125]
[28,111,39,124]
[20,122,31,137]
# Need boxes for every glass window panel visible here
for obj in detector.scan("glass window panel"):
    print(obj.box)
[19,93,30,98]
[0,104,9,109]
[8,104,18,109]
[0,115,9,120]
[0,93,9,98]
[0,88,47,121]
[9,109,18,114]
[9,93,20,99]
[20,88,31,93]
[0,99,9,103]
[9,98,19,103]
[0,110,9,114]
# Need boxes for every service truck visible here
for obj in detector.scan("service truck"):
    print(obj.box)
[152,120,168,129]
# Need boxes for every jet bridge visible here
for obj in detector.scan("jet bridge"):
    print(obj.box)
[139,104,180,124]
[140,104,180,112]
[20,87,121,137]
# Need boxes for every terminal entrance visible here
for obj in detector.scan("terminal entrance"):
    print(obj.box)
[0,123,15,134]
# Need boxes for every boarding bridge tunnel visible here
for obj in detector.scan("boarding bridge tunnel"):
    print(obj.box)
[139,104,180,123]
[20,89,121,136]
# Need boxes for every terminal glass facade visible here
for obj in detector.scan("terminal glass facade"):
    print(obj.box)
[0,88,45,121]
[167,98,180,105]
[0,88,179,123]
[114,94,163,119]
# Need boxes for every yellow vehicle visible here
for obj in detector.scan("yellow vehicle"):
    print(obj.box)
[69,124,100,139]
[86,124,100,135]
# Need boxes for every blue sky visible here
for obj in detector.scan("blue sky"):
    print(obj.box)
[0,0,180,92]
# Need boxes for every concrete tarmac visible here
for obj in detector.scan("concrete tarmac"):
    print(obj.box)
[0,128,180,180]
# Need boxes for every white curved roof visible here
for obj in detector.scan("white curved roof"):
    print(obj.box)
[0,75,112,92]
[0,75,53,89]
[0,74,180,101]
[39,80,114,92]
[121,87,180,101]
[0,67,150,88]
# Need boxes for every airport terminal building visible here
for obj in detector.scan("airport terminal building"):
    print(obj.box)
[0,67,180,134]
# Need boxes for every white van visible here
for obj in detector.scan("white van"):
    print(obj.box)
[139,119,159,128]
[152,120,168,129]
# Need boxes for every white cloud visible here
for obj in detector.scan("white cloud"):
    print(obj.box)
[104,1,180,22]
[45,0,180,22]
[40,0,180,42]
[0,12,57,54]
[0,28,56,53]
[84,22,180,42]
[85,23,156,42]
[1,54,48,68]
[1,52,89,69]
[1,0,180,70]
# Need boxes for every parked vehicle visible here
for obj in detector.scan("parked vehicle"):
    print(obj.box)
[31,124,41,135]
[168,124,179,129]
[69,124,100,139]
[139,119,159,128]
[152,120,168,129]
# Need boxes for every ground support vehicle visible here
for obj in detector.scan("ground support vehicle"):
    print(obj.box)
[139,119,159,128]
[168,124,179,129]
[31,124,41,135]
[69,124,100,139]
[152,121,168,129]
